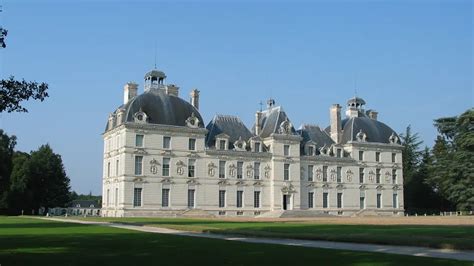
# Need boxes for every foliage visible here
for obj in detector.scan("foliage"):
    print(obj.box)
[426,109,474,211]
[0,130,16,210]
[0,76,49,113]
[70,191,102,203]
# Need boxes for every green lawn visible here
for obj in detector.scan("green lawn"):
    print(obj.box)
[80,217,474,250]
[0,217,470,265]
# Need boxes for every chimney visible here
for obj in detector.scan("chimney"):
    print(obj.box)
[330,104,342,143]
[123,82,138,104]
[255,111,262,135]
[165,84,179,97]
[367,109,378,120]
[190,89,200,110]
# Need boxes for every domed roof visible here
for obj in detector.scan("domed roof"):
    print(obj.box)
[339,116,399,144]
[144,69,167,79]
[347,96,366,107]
[120,89,204,128]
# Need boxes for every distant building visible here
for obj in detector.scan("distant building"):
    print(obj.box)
[46,200,101,216]
[102,68,404,217]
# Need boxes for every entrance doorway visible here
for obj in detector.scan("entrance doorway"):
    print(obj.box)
[282,194,292,210]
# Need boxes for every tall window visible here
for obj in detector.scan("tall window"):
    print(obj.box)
[254,191,261,208]
[163,136,171,149]
[219,140,226,150]
[188,159,196,178]
[284,145,290,156]
[308,146,314,156]
[336,149,342,158]
[188,189,195,208]
[359,150,364,161]
[162,158,170,176]
[254,162,260,180]
[115,188,118,207]
[393,193,398,208]
[337,192,343,208]
[133,188,142,207]
[392,153,396,163]
[107,162,111,177]
[106,189,110,206]
[115,159,119,176]
[360,196,365,209]
[134,156,143,175]
[219,161,226,178]
[237,191,243,208]
[308,192,314,208]
[375,152,380,162]
[284,164,290,181]
[237,162,243,179]
[135,134,144,147]
[376,169,381,183]
[188,138,196,151]
[308,165,314,181]
[323,192,328,208]
[359,168,365,183]
[392,169,397,184]
[219,190,226,208]
[255,142,261,152]
[337,167,342,183]
[162,188,170,207]
[377,193,382,208]
[323,166,328,182]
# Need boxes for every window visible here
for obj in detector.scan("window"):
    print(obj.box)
[135,134,144,147]
[133,188,142,207]
[308,192,314,208]
[376,169,381,184]
[337,192,343,208]
[359,150,364,161]
[360,196,365,209]
[107,162,111,177]
[162,188,170,207]
[237,191,243,208]
[134,156,143,175]
[308,146,314,156]
[392,169,397,184]
[359,168,365,183]
[375,152,380,162]
[284,164,290,181]
[336,149,342,158]
[115,188,118,206]
[237,162,243,179]
[337,167,342,183]
[188,159,196,178]
[323,166,328,182]
[254,162,260,180]
[392,153,396,163]
[188,138,196,150]
[219,190,226,208]
[188,189,195,208]
[308,165,314,181]
[162,158,170,176]
[219,161,226,178]
[219,140,226,150]
[284,145,290,156]
[255,142,260,152]
[163,136,171,149]
[115,159,119,176]
[393,193,398,208]
[377,193,382,208]
[254,191,261,208]
[323,192,328,208]
[106,189,110,206]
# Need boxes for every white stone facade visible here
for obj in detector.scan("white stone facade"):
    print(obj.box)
[102,70,404,217]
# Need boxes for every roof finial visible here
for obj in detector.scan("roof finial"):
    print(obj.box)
[258,101,263,112]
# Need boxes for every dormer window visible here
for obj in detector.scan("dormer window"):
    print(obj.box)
[215,134,229,151]
[254,142,261,152]
[308,146,314,156]
[336,149,342,158]
[284,145,290,156]
[219,140,226,150]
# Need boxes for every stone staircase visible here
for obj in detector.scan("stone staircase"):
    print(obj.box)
[180,209,215,218]
[257,210,334,218]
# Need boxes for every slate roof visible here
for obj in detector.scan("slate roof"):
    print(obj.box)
[253,106,297,138]
[70,200,101,208]
[205,115,254,149]
[297,124,335,149]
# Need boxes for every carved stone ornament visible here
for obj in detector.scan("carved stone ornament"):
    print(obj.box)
[161,177,174,184]
[149,158,160,175]
[134,108,148,123]
[346,169,353,182]
[208,162,217,177]
[330,169,337,182]
[368,170,375,182]
[264,164,271,179]
[320,145,329,156]
[228,164,236,177]
[281,183,297,194]
[389,132,399,144]
[217,179,230,186]
[279,118,293,135]
[176,160,185,175]
[306,182,316,188]
[185,112,200,128]
[356,129,367,142]
[187,178,200,185]
[246,164,254,179]
[133,177,144,183]
[315,168,322,181]
[393,184,400,190]
[233,137,247,151]
[235,180,246,186]
[253,181,263,187]
[385,171,392,182]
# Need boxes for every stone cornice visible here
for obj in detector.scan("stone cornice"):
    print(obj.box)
[123,122,208,136]
[300,156,356,164]
[345,141,403,151]
[206,149,272,159]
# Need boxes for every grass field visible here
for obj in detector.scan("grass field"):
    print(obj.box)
[78,216,474,250]
[0,216,470,266]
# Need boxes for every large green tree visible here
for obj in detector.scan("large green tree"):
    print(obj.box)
[0,130,16,211]
[427,109,474,211]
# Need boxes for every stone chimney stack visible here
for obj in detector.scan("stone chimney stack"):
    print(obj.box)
[367,110,378,120]
[330,104,342,143]
[123,82,138,104]
[255,111,262,135]
[190,89,200,110]
[165,84,179,97]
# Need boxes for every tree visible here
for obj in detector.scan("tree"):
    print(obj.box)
[0,130,16,211]
[5,152,33,214]
[427,109,474,211]
[0,76,49,113]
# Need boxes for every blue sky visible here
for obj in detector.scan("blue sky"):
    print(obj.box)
[1,1,472,194]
